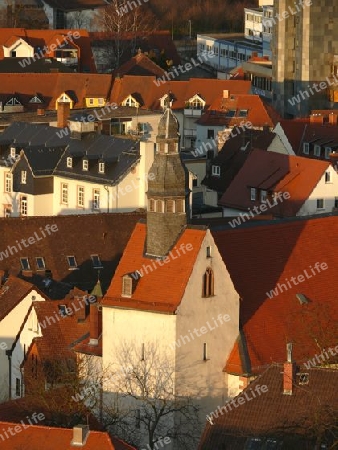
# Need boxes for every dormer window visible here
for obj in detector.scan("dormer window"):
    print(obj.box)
[122,95,139,107]
[325,147,332,159]
[83,159,88,171]
[190,97,203,109]
[250,188,257,201]
[260,190,267,202]
[10,147,16,158]
[212,165,220,176]
[122,274,133,297]
[67,157,72,168]
[314,145,321,157]
[303,143,309,154]
[98,162,105,173]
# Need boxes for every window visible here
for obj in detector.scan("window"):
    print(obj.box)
[206,246,212,258]
[67,256,77,269]
[89,98,94,105]
[98,98,104,105]
[93,189,100,210]
[239,109,248,117]
[58,305,68,317]
[303,142,309,154]
[83,159,88,171]
[10,147,16,158]
[203,343,208,361]
[166,199,175,213]
[21,171,27,184]
[61,183,68,204]
[176,199,184,213]
[317,199,324,209]
[141,343,145,361]
[5,173,11,193]
[77,186,84,208]
[20,196,27,216]
[156,199,164,213]
[4,206,11,218]
[314,145,321,157]
[325,147,332,159]
[335,197,338,208]
[260,190,267,202]
[250,188,257,201]
[122,96,138,107]
[20,258,30,270]
[226,109,236,117]
[15,378,21,397]
[189,98,203,109]
[66,157,72,168]
[212,165,220,176]
[11,51,16,57]
[325,171,331,183]
[202,267,214,297]
[36,257,45,270]
[122,275,132,297]
[91,255,103,268]
[149,199,155,212]
[98,162,105,174]
[207,129,215,139]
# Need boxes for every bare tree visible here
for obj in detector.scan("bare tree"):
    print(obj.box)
[102,341,200,450]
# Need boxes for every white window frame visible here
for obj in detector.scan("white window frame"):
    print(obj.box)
[211,165,220,176]
[21,171,27,184]
[316,198,324,210]
[303,142,309,154]
[93,189,100,210]
[98,162,105,173]
[83,159,88,171]
[251,188,257,201]
[20,196,27,216]
[260,190,267,202]
[61,183,68,204]
[36,257,45,270]
[66,157,72,168]
[77,186,84,208]
[314,145,321,157]
[325,147,332,159]
[5,172,12,193]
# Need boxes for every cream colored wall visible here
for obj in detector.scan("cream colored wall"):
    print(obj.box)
[3,40,34,58]
[174,230,239,432]
[0,290,45,402]
[298,166,338,216]
[267,135,290,154]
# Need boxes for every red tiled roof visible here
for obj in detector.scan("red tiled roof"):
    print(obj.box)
[114,52,166,78]
[110,77,251,111]
[197,94,277,128]
[219,149,330,216]
[212,215,338,374]
[0,423,127,449]
[102,223,206,312]
[0,72,112,109]
[0,276,39,321]
[0,28,96,72]
[199,365,338,449]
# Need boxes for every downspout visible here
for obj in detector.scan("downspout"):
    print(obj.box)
[5,349,12,400]
[104,185,110,213]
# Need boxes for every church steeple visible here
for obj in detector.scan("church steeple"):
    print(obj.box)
[146,108,189,257]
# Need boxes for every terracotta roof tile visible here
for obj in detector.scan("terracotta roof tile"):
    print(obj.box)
[219,149,330,216]
[212,215,338,374]
[102,223,206,312]
[114,53,166,78]
[199,365,338,449]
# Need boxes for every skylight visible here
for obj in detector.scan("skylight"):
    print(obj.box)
[20,258,30,270]
[36,257,45,270]
[296,293,309,304]
[67,256,78,270]
[226,109,236,117]
[91,255,103,269]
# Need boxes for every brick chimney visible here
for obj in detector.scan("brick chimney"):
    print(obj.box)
[89,303,102,346]
[71,425,89,446]
[283,343,296,395]
[57,101,70,129]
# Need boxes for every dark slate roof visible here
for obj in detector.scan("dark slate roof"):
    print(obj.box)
[55,133,140,184]
[0,213,145,299]
[0,57,74,73]
[199,365,338,449]
[23,145,67,175]
[202,129,275,194]
[0,122,69,147]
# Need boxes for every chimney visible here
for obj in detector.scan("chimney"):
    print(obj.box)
[329,113,338,125]
[283,343,296,395]
[57,101,70,129]
[89,303,102,346]
[71,425,89,446]
[223,89,229,99]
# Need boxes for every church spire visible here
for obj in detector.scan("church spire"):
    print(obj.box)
[146,108,189,257]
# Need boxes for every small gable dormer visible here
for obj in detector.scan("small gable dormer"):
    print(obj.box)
[122,273,140,297]
[186,94,205,110]
[3,37,34,58]
[29,94,44,104]
[56,92,74,110]
[121,94,142,108]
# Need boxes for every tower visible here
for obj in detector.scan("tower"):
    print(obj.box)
[272,0,338,118]
[146,108,190,257]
